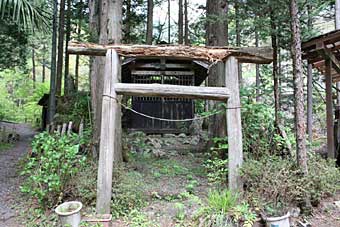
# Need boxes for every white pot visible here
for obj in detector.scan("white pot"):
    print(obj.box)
[55,201,83,227]
[265,212,290,227]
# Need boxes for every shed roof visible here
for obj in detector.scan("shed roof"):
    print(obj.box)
[302,30,340,82]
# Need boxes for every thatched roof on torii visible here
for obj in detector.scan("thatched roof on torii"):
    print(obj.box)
[67,42,274,64]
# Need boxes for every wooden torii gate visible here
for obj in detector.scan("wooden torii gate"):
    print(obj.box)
[68,43,273,214]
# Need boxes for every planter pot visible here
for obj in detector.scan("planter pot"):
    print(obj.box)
[55,201,83,227]
[265,212,290,227]
[82,214,112,227]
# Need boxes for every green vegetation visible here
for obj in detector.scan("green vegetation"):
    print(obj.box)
[241,153,340,214]
[0,69,48,124]
[20,132,86,207]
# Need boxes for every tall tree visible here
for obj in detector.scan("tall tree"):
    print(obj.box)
[146,0,153,44]
[178,0,184,44]
[56,0,66,96]
[48,0,58,124]
[42,43,46,83]
[89,0,123,158]
[75,0,83,91]
[31,47,36,89]
[307,3,313,146]
[206,0,228,140]
[271,9,280,126]
[64,0,72,95]
[184,0,189,44]
[168,0,171,43]
[235,0,242,84]
[290,0,308,174]
[255,21,260,102]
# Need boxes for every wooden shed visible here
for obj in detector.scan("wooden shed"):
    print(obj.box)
[121,58,209,133]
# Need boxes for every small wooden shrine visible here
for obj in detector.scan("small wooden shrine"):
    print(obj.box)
[121,57,209,133]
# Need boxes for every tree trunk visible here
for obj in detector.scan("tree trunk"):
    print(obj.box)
[235,0,242,85]
[178,0,184,44]
[146,0,153,45]
[56,0,66,96]
[48,0,58,124]
[307,3,313,146]
[184,0,189,45]
[64,0,72,95]
[255,26,260,102]
[290,0,308,174]
[90,0,123,159]
[126,0,131,43]
[168,0,171,43]
[206,0,228,141]
[42,44,46,83]
[75,0,83,91]
[271,10,280,126]
[89,0,100,156]
[32,47,36,89]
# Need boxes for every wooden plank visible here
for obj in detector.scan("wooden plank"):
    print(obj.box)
[67,42,274,64]
[134,62,192,69]
[61,123,67,135]
[96,50,119,214]
[113,83,230,101]
[325,59,335,159]
[131,70,195,76]
[225,56,243,192]
[79,119,84,137]
[67,121,73,135]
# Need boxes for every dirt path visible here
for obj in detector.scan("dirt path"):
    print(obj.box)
[0,123,36,227]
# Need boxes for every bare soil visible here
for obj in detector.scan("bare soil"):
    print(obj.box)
[0,122,36,227]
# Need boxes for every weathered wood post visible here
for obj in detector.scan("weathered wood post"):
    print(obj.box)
[325,59,335,159]
[96,49,120,214]
[225,56,243,192]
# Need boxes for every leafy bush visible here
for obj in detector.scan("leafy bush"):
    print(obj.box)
[20,132,86,207]
[306,154,340,205]
[241,86,293,157]
[240,153,340,213]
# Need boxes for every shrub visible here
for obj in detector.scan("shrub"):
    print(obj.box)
[240,153,340,212]
[20,132,86,207]
[306,154,340,205]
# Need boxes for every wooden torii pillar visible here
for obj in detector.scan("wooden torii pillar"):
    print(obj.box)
[96,49,243,213]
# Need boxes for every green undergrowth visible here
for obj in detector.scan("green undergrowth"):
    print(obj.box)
[241,153,340,215]
[0,142,13,151]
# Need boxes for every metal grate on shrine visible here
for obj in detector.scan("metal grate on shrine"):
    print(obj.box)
[121,58,209,134]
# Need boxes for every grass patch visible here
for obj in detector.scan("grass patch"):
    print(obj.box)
[0,142,13,151]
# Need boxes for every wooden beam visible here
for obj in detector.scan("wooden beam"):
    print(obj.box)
[131,70,195,76]
[321,50,340,74]
[325,59,335,159]
[113,83,230,101]
[96,50,120,214]
[302,30,340,50]
[68,42,274,64]
[225,56,243,192]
